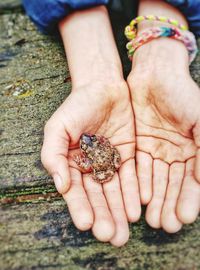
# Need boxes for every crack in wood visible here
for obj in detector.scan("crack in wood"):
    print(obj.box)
[0,191,60,204]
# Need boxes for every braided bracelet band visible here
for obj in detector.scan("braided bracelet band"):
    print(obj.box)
[126,26,198,64]
[125,15,188,41]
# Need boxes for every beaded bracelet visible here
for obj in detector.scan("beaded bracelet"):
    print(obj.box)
[125,15,188,41]
[126,26,198,64]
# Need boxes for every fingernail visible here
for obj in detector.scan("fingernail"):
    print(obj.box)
[53,173,63,193]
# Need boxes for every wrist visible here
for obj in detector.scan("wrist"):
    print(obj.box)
[59,6,124,89]
[129,0,190,74]
[131,37,190,75]
[70,54,124,89]
[72,79,128,104]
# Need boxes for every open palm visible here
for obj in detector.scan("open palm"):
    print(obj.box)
[41,82,141,246]
[128,72,200,233]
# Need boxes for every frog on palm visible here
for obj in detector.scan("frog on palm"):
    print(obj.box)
[74,134,121,183]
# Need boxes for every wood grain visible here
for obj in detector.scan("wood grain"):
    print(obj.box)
[0,1,200,270]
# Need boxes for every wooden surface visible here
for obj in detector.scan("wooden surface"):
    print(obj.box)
[0,2,200,270]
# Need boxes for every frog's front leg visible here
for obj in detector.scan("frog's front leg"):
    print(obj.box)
[73,155,92,172]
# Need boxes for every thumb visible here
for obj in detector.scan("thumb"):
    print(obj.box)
[41,120,71,194]
[193,121,200,183]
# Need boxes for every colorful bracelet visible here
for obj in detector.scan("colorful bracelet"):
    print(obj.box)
[126,26,198,64]
[125,15,188,41]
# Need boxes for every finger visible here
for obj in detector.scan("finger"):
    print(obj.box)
[193,121,200,183]
[83,174,115,242]
[161,162,184,233]
[177,158,200,224]
[119,158,141,222]
[103,173,129,247]
[41,120,71,194]
[136,151,153,205]
[146,159,169,229]
[194,148,200,183]
[63,168,94,231]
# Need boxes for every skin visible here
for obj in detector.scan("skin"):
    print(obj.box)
[41,1,200,246]
[128,0,200,232]
[41,6,141,247]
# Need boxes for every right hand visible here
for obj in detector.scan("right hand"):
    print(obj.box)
[41,81,141,247]
[127,38,200,233]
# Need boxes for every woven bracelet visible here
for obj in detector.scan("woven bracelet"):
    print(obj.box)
[125,15,188,41]
[126,26,198,64]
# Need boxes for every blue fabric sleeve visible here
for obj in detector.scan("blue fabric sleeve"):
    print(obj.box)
[22,0,109,33]
[166,0,200,36]
[23,0,200,36]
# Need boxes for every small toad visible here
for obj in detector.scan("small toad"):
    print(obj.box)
[74,133,121,183]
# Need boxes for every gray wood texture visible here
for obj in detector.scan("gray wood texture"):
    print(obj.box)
[0,1,200,269]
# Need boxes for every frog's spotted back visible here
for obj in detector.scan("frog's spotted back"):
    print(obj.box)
[76,133,121,183]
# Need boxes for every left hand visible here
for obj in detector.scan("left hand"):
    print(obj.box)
[127,38,200,233]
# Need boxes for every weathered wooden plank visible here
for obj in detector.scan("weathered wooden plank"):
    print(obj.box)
[0,5,200,193]
[0,0,22,14]
[1,200,200,270]
[0,12,71,191]
[0,4,200,270]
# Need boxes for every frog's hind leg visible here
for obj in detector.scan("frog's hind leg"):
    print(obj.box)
[73,155,92,172]
[93,169,115,184]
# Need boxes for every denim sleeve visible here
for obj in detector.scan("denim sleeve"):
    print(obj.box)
[22,0,109,33]
[23,0,200,36]
[166,0,200,36]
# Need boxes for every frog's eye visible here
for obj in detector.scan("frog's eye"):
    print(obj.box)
[91,135,97,142]
[82,134,93,146]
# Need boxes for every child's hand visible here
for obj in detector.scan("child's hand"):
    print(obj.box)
[41,81,141,246]
[128,38,200,233]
